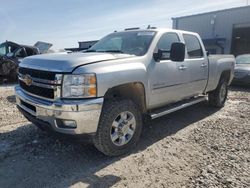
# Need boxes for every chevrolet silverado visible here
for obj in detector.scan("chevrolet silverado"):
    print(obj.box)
[15,28,235,156]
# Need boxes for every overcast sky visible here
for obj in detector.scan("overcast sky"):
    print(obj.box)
[0,0,248,50]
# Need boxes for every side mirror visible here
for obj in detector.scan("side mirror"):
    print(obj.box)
[153,49,163,62]
[6,52,14,58]
[170,42,185,62]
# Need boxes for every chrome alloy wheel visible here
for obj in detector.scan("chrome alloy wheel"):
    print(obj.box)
[110,111,136,146]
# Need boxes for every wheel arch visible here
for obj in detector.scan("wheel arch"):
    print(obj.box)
[219,70,231,85]
[104,82,147,113]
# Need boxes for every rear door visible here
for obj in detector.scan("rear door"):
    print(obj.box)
[182,34,208,96]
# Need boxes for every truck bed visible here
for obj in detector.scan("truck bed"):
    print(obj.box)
[205,54,235,92]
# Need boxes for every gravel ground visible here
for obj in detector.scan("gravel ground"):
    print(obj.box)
[0,85,249,188]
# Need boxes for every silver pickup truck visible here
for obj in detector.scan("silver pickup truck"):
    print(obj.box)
[15,28,235,156]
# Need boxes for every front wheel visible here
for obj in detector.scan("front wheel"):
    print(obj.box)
[94,99,142,156]
[208,78,228,108]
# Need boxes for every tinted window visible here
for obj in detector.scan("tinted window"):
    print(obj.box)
[156,33,180,59]
[15,48,26,58]
[183,34,203,58]
[25,47,36,56]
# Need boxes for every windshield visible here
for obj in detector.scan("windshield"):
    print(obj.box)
[0,43,6,56]
[87,31,156,56]
[0,42,19,56]
[236,55,250,64]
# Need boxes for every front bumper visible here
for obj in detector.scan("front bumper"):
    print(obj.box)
[15,86,103,135]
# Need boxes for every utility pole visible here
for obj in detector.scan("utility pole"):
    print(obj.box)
[247,0,249,5]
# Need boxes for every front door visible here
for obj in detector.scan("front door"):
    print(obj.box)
[148,32,190,109]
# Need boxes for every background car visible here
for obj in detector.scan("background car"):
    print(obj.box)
[232,54,250,86]
[0,41,52,83]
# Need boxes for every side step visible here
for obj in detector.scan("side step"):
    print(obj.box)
[150,96,207,119]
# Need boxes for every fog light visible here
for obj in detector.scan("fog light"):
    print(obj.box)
[56,119,77,129]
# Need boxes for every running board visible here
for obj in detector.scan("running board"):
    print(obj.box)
[150,96,207,119]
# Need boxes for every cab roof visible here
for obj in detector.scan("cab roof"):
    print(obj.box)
[119,27,199,36]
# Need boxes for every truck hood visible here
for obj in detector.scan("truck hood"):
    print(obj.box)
[19,52,134,72]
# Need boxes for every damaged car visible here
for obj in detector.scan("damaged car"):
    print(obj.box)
[0,41,52,83]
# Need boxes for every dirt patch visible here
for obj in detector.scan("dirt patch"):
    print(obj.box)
[0,86,249,188]
[0,85,27,128]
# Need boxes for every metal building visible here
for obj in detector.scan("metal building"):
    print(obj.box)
[172,6,250,56]
[65,40,98,52]
[78,40,98,50]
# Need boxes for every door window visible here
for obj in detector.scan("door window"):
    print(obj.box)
[0,45,6,55]
[25,47,36,56]
[15,48,27,58]
[183,34,203,58]
[156,33,180,60]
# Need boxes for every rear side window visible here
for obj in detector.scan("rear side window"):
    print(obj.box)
[183,34,203,58]
[156,33,180,59]
[15,48,27,58]
[25,47,36,56]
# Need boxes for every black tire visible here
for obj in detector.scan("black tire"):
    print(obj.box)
[94,99,142,156]
[208,78,228,108]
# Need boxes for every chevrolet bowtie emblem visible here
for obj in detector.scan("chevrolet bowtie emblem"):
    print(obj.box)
[23,74,33,86]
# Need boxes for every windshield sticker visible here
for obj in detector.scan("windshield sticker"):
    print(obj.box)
[137,31,155,36]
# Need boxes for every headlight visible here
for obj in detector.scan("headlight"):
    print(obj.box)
[62,74,97,98]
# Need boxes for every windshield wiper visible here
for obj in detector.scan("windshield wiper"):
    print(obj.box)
[84,49,97,52]
[83,49,124,54]
[99,50,124,53]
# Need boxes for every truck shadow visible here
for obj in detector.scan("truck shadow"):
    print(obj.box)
[0,81,17,86]
[6,95,16,104]
[0,102,219,188]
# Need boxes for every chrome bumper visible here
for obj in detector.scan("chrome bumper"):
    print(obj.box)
[15,86,103,135]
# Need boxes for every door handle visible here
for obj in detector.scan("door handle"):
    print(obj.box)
[201,63,208,67]
[178,65,187,70]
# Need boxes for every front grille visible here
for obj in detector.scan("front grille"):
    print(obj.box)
[20,100,36,112]
[19,67,56,80]
[20,80,55,99]
[18,67,61,100]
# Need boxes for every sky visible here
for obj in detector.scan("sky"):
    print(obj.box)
[0,0,248,51]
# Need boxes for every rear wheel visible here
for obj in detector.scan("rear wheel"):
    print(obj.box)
[94,99,142,156]
[208,78,228,108]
